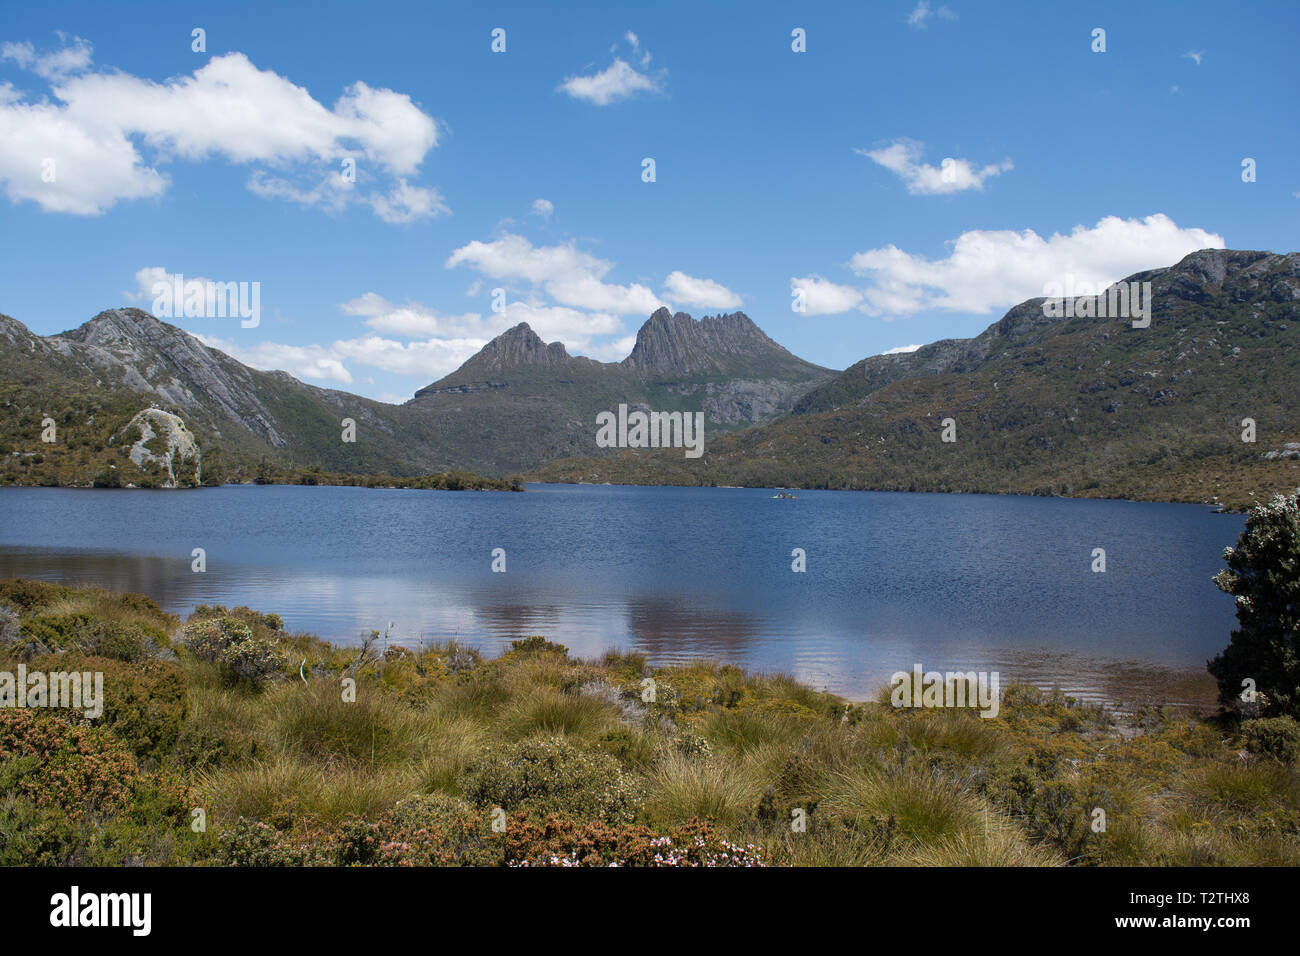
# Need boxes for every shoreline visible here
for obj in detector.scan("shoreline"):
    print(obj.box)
[4,577,1295,868]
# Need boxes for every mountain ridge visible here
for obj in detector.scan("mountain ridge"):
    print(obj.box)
[0,303,836,480]
[525,248,1300,508]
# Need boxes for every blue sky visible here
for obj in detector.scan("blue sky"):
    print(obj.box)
[1,0,1296,402]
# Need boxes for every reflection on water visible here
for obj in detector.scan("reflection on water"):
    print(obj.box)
[0,484,1242,710]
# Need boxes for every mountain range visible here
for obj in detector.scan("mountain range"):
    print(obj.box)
[528,249,1300,508]
[0,303,832,485]
[2,248,1297,505]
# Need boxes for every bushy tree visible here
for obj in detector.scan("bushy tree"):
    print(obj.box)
[1208,490,1300,718]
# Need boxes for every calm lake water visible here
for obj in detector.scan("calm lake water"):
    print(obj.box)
[0,484,1242,709]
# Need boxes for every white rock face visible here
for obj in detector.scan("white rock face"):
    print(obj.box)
[120,408,202,487]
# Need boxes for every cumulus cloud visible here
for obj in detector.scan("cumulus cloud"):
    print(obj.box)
[662,271,742,311]
[197,325,488,388]
[340,293,483,338]
[0,43,442,218]
[496,299,623,346]
[789,275,864,316]
[531,197,554,218]
[445,234,666,316]
[127,266,210,305]
[846,214,1224,318]
[558,33,664,105]
[331,335,488,378]
[197,335,356,385]
[365,179,449,223]
[858,139,1011,195]
[880,344,923,354]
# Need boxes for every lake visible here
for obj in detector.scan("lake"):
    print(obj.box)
[0,484,1243,709]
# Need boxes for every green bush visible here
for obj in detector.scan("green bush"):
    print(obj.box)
[460,735,641,823]
[1242,717,1300,764]
[334,793,501,866]
[508,636,570,656]
[217,817,314,866]
[19,613,167,662]
[36,652,188,763]
[0,798,93,866]
[1209,490,1300,718]
[0,578,73,614]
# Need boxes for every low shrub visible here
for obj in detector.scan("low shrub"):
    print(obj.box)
[460,735,641,824]
[182,616,286,687]
[0,710,137,817]
[1242,716,1300,764]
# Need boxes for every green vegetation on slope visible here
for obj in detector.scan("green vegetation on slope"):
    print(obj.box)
[0,382,520,491]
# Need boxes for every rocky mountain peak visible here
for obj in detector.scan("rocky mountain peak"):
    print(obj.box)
[457,322,572,375]
[622,308,806,378]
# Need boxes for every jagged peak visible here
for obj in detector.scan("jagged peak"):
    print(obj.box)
[622,307,817,377]
[432,321,572,382]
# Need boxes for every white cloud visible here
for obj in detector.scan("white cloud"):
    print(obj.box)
[0,46,441,218]
[343,293,624,371]
[881,344,923,354]
[544,274,663,315]
[197,328,490,387]
[907,2,958,28]
[531,197,554,218]
[858,139,1011,195]
[127,267,193,304]
[584,334,639,362]
[498,299,623,348]
[197,335,356,385]
[790,275,864,316]
[445,234,666,316]
[1,35,93,79]
[366,179,449,223]
[559,35,663,105]
[1183,50,1205,65]
[446,234,606,285]
[246,170,354,215]
[662,271,742,311]
[332,335,487,378]
[846,213,1224,318]
[340,293,483,337]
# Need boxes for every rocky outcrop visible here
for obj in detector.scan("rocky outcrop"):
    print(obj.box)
[117,407,202,487]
